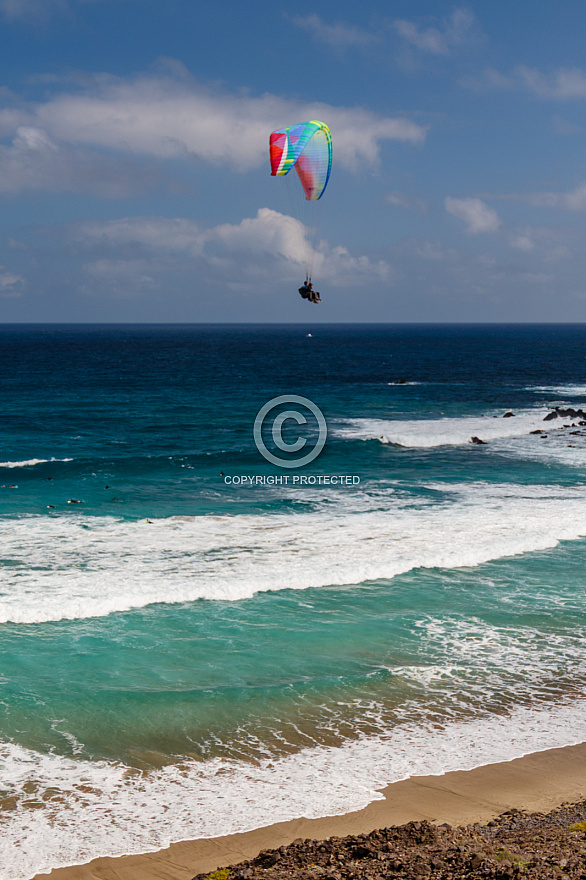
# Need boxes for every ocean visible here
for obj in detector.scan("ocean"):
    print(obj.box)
[1,323,586,880]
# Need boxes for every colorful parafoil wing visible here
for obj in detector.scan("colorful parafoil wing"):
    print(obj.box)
[269,120,332,201]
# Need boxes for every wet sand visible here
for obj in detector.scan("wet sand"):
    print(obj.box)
[34,741,586,880]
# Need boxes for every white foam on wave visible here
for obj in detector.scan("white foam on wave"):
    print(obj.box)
[417,614,586,677]
[0,458,73,469]
[2,482,586,624]
[337,409,561,448]
[491,430,586,470]
[529,385,586,396]
[2,697,586,880]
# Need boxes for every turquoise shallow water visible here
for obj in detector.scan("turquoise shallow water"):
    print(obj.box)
[3,546,586,767]
[2,324,586,879]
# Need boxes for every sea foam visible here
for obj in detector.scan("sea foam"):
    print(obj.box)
[2,697,586,880]
[337,408,567,448]
[2,481,586,623]
[0,458,73,468]
[528,385,586,396]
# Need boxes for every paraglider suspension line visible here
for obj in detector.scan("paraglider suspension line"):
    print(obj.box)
[308,196,323,285]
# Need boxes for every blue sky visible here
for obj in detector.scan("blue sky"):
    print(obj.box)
[2,0,586,322]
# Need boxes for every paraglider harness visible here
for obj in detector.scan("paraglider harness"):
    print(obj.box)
[299,278,321,304]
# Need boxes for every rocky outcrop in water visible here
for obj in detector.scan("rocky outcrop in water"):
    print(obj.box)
[544,407,586,422]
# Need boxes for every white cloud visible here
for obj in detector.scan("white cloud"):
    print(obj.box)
[0,0,116,22]
[0,71,425,183]
[7,237,28,250]
[516,66,586,100]
[0,124,159,196]
[81,259,156,297]
[470,65,586,101]
[511,233,535,252]
[288,13,376,49]
[445,197,500,233]
[499,183,586,211]
[547,247,571,262]
[482,68,514,89]
[0,0,65,20]
[553,114,581,135]
[394,8,476,55]
[386,191,428,212]
[406,239,458,262]
[394,19,446,54]
[535,184,586,210]
[0,265,24,296]
[508,226,571,262]
[516,271,553,284]
[80,216,204,254]
[460,68,515,92]
[77,209,391,291]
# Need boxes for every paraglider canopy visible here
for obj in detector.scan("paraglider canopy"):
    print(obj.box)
[269,120,332,201]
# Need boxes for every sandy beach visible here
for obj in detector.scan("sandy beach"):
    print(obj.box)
[33,741,586,880]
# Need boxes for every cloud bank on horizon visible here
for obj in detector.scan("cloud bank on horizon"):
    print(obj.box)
[1,1,586,322]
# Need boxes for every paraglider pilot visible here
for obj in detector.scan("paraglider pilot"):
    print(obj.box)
[299,279,321,304]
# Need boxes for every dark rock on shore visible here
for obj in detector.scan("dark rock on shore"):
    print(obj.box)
[503,412,515,418]
[544,407,586,422]
[471,436,487,444]
[193,800,586,880]
[557,407,586,419]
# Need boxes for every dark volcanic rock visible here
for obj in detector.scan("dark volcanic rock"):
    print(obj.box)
[503,412,515,418]
[254,851,280,867]
[351,845,376,859]
[557,407,586,419]
[544,407,586,423]
[197,800,586,880]
[471,436,487,444]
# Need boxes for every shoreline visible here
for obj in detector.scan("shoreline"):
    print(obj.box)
[34,740,586,880]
